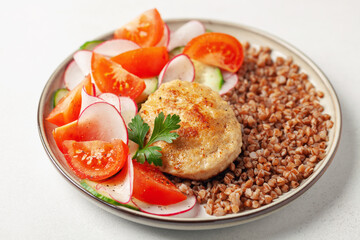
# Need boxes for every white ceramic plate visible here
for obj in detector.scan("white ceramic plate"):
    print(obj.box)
[38,19,342,230]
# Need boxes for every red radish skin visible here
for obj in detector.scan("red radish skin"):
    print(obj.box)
[92,80,103,97]
[132,195,196,216]
[64,60,84,90]
[93,39,140,57]
[155,24,170,48]
[167,20,206,51]
[77,102,128,144]
[158,54,195,86]
[80,87,104,114]
[219,70,239,95]
[81,91,122,114]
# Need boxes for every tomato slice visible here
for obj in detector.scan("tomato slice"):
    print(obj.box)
[111,47,169,78]
[63,139,129,181]
[46,75,93,126]
[114,8,164,47]
[91,53,145,99]
[183,32,244,73]
[132,161,186,205]
[52,120,79,153]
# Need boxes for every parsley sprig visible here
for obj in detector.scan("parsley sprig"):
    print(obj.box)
[128,112,181,166]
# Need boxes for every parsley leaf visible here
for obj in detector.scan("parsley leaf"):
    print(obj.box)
[138,146,162,166]
[128,112,181,166]
[127,115,149,149]
[147,112,181,145]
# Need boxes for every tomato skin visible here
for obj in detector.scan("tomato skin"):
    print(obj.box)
[91,53,145,99]
[183,32,244,73]
[114,8,164,47]
[63,139,129,181]
[132,161,187,205]
[111,47,169,78]
[46,75,93,126]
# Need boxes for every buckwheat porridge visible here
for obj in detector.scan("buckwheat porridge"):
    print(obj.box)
[171,42,333,216]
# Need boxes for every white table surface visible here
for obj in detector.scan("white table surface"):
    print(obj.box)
[1,0,359,239]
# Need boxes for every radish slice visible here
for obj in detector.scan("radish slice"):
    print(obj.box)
[94,155,134,204]
[80,87,104,114]
[99,93,121,112]
[155,24,170,47]
[81,89,122,114]
[171,203,201,218]
[158,54,195,86]
[78,102,128,144]
[119,96,138,126]
[128,141,139,158]
[219,70,239,95]
[132,195,197,216]
[92,80,103,96]
[93,39,140,57]
[167,20,206,51]
[73,50,92,75]
[64,60,84,90]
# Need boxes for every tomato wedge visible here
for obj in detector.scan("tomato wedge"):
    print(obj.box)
[46,75,93,126]
[91,53,145,99]
[52,120,79,153]
[114,8,164,47]
[132,161,186,205]
[63,139,129,181]
[111,47,169,78]
[183,32,244,73]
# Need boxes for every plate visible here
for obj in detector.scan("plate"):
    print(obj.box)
[37,19,342,230]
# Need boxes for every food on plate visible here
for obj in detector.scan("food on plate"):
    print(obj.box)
[158,54,195,84]
[139,80,243,180]
[133,78,158,103]
[46,75,93,126]
[167,20,205,51]
[52,88,69,108]
[63,139,128,181]
[128,112,181,167]
[183,32,244,73]
[111,46,169,78]
[91,53,146,99]
[45,8,333,217]
[80,40,104,50]
[192,59,223,91]
[81,179,139,210]
[52,120,79,153]
[114,8,164,47]
[172,43,334,216]
[132,160,187,205]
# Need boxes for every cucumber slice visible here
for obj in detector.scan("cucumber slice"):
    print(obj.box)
[52,88,69,108]
[169,46,184,59]
[80,180,139,211]
[80,40,104,50]
[192,60,224,91]
[134,77,158,103]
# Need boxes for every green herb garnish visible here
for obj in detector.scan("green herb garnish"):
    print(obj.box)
[128,112,181,166]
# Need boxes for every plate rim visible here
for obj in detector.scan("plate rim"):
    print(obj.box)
[37,18,342,230]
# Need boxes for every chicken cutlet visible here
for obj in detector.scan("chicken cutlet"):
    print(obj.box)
[139,80,242,180]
